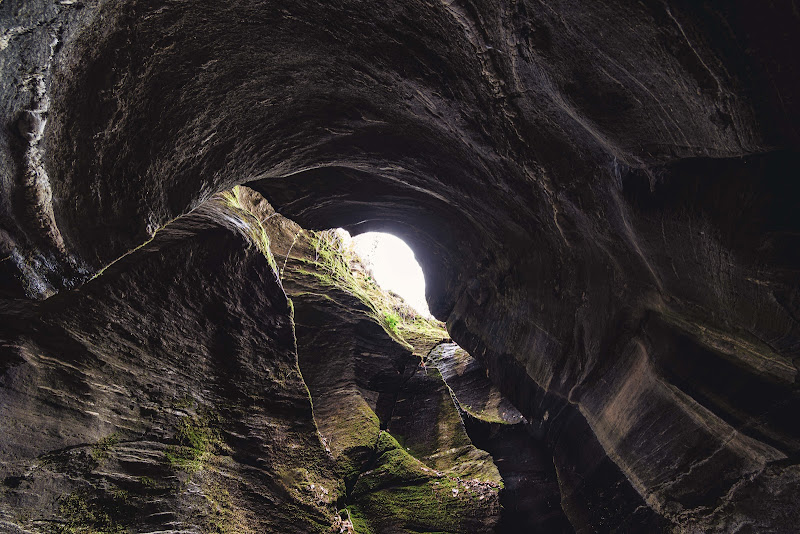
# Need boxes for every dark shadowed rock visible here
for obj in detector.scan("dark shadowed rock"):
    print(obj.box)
[0,199,339,532]
[1,1,799,532]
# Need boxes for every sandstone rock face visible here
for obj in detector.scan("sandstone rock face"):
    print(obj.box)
[2,1,799,532]
[0,200,339,532]
[0,189,521,532]
[261,192,506,533]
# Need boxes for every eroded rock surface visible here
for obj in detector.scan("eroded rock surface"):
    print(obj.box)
[0,199,340,532]
[2,1,799,532]
[260,193,505,533]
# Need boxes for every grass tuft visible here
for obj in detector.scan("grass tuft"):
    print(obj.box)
[91,434,119,464]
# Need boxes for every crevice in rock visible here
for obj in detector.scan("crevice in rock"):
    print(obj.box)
[428,341,573,533]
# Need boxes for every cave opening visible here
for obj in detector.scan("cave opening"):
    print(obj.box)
[1,1,799,532]
[347,231,431,318]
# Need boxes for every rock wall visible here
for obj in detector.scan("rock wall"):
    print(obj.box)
[0,190,527,532]
[1,1,799,531]
[0,199,339,532]
[259,191,506,533]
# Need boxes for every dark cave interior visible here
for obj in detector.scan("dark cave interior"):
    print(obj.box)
[0,1,799,532]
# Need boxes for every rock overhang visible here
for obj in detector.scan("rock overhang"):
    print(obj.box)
[1,0,799,531]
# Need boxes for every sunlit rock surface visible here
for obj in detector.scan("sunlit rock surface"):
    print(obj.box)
[256,191,506,533]
[1,1,799,531]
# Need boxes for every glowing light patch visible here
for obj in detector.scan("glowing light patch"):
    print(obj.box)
[349,231,431,317]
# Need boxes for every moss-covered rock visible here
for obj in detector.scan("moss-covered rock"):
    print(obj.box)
[0,200,339,533]
[234,190,504,532]
[348,432,500,534]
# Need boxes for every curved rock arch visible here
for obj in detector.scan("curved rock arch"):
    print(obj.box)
[1,0,799,530]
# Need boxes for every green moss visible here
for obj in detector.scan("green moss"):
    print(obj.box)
[351,433,429,496]
[91,434,119,464]
[173,395,195,411]
[204,480,244,534]
[355,482,461,532]
[346,431,501,533]
[312,392,382,488]
[328,397,381,448]
[346,505,375,534]
[164,414,219,472]
[303,230,447,353]
[383,312,400,334]
[458,406,509,425]
[49,492,127,534]
[396,316,448,358]
[219,186,278,272]
[436,388,471,450]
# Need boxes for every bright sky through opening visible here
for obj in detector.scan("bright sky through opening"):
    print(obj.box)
[348,231,432,317]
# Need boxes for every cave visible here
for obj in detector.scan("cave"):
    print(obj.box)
[0,1,798,533]
[349,231,431,317]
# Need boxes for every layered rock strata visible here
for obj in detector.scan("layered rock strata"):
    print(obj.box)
[0,192,520,532]
[0,199,339,532]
